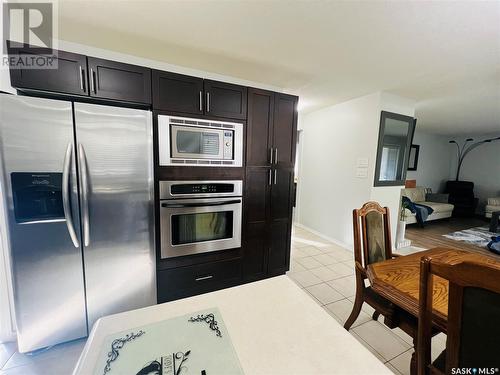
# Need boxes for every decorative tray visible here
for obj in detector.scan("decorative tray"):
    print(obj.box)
[94,308,243,375]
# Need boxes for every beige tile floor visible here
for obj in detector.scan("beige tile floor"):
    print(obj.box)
[0,225,444,375]
[287,225,446,375]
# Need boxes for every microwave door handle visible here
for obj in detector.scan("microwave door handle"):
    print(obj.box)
[62,143,79,248]
[161,199,241,208]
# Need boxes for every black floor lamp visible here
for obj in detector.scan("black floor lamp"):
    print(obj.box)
[449,136,500,181]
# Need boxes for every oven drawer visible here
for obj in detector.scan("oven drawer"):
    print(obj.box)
[157,258,242,302]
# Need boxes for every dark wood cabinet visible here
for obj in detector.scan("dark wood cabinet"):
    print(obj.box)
[8,48,88,96]
[247,90,298,168]
[269,220,291,275]
[87,57,151,104]
[204,80,247,120]
[268,169,294,275]
[243,89,298,280]
[152,71,203,114]
[157,257,242,302]
[271,168,294,221]
[246,89,273,167]
[152,74,247,120]
[273,94,297,167]
[243,167,271,280]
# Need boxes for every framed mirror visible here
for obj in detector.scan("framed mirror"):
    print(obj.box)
[374,111,416,186]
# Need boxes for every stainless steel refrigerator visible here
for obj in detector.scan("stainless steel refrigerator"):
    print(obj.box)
[0,94,156,353]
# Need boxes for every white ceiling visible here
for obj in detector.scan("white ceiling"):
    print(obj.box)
[57,0,500,135]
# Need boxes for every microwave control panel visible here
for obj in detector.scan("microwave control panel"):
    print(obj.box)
[223,131,233,160]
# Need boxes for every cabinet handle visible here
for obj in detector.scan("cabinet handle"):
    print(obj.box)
[89,68,95,93]
[274,148,278,164]
[195,275,213,281]
[269,148,274,164]
[79,66,84,91]
[199,91,203,112]
[268,169,272,186]
[206,92,210,112]
[273,169,277,185]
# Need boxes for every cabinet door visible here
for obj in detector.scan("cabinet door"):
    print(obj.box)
[243,167,271,280]
[268,168,293,275]
[152,71,204,114]
[268,220,291,275]
[87,57,151,104]
[272,93,298,168]
[271,168,294,221]
[247,88,273,167]
[204,80,247,119]
[243,222,269,281]
[8,48,88,96]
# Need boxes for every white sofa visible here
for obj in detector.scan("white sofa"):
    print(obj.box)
[486,197,500,218]
[402,187,455,224]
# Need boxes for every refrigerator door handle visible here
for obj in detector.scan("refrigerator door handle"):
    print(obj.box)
[78,144,90,247]
[62,143,79,248]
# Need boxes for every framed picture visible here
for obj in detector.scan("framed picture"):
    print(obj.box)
[408,144,420,171]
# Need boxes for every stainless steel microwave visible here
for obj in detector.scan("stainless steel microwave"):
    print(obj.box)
[158,115,243,167]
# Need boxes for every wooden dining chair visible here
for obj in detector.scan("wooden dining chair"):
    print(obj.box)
[417,257,500,375]
[344,201,401,330]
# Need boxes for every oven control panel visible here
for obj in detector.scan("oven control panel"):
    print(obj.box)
[160,180,243,199]
[171,183,233,195]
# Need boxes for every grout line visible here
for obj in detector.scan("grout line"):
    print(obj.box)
[384,347,414,364]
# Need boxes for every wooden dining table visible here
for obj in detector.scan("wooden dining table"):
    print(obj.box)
[367,247,499,333]
[367,247,499,374]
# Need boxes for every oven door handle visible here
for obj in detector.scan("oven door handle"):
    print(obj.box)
[161,199,241,208]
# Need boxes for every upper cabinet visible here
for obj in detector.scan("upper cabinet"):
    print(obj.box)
[8,46,151,105]
[203,80,247,120]
[246,89,298,168]
[246,89,274,167]
[273,94,297,168]
[152,71,203,115]
[152,73,247,120]
[87,58,151,104]
[8,47,88,96]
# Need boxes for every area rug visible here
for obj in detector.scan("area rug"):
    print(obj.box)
[443,226,499,248]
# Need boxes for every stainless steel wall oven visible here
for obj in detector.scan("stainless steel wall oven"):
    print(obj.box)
[159,181,243,259]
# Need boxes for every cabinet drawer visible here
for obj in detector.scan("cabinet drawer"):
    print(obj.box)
[157,258,242,302]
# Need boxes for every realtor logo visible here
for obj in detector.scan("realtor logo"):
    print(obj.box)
[2,1,58,68]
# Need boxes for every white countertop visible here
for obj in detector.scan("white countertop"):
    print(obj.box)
[74,276,391,375]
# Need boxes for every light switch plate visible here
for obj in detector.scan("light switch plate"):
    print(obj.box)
[356,158,369,167]
[356,167,368,178]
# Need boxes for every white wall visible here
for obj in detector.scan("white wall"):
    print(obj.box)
[297,93,380,247]
[449,134,500,213]
[297,92,415,248]
[406,131,452,193]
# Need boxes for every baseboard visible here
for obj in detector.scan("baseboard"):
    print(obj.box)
[294,222,353,251]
